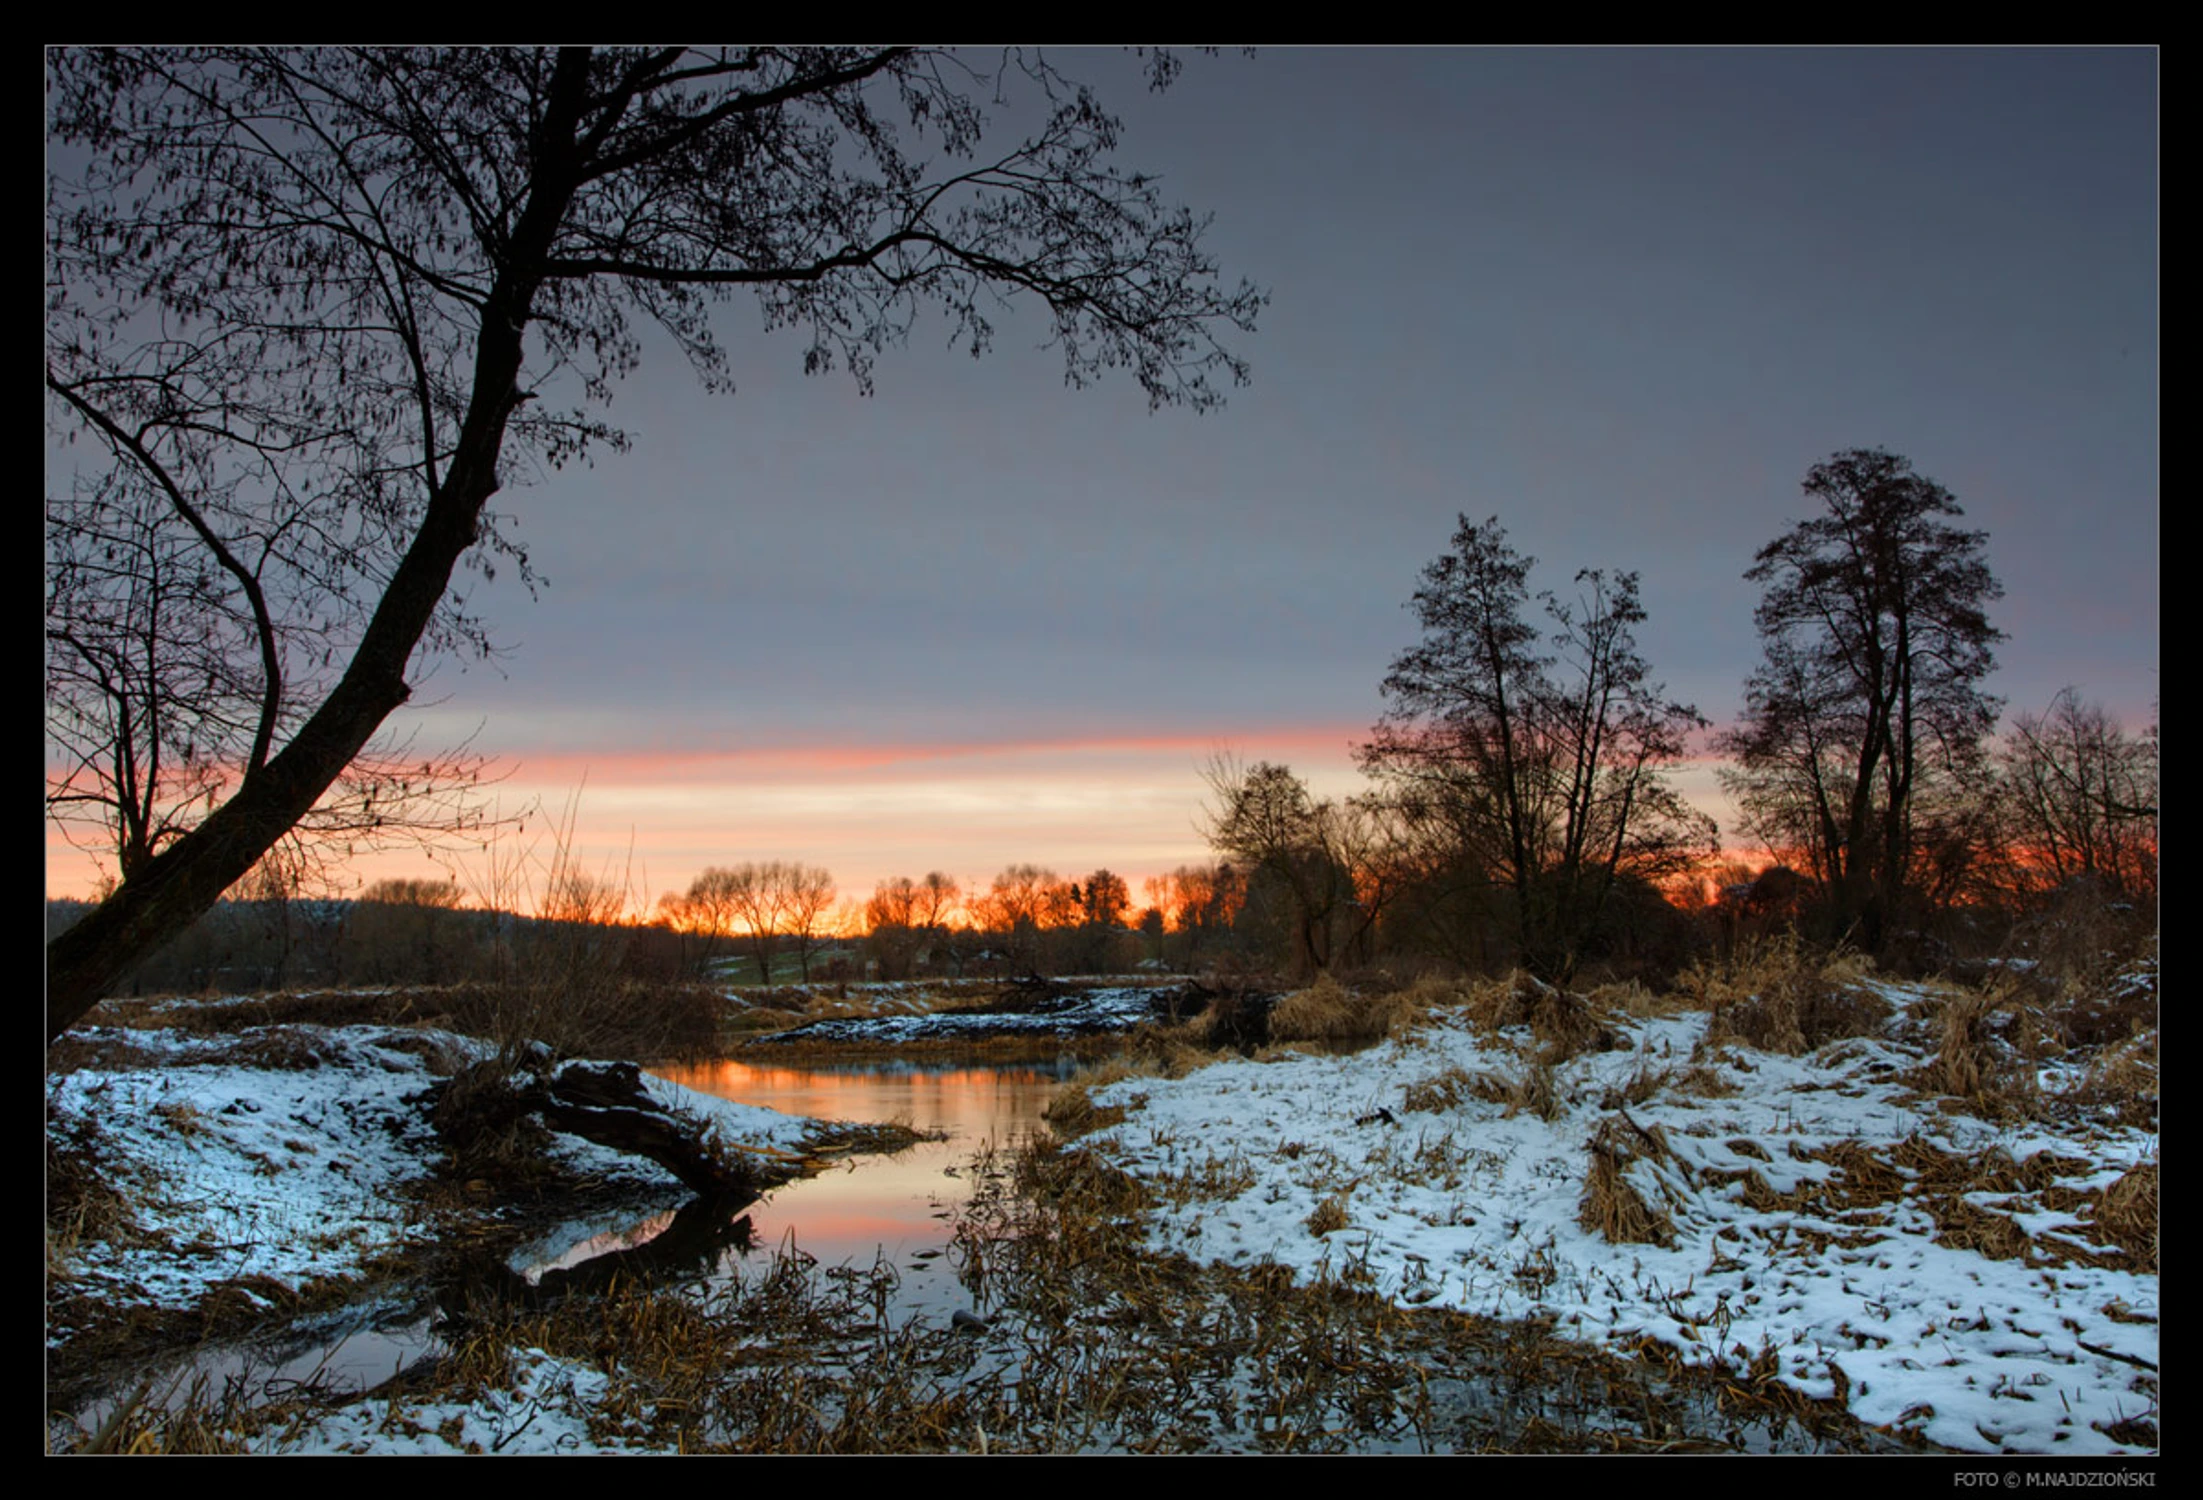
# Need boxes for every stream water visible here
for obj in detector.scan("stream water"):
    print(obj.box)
[70,1053,1074,1425]
[617,1054,1075,1317]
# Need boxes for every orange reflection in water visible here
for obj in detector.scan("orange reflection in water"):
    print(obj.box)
[654,1058,1062,1137]
[649,1058,1069,1265]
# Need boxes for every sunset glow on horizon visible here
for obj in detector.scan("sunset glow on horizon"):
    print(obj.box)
[43,723,1387,912]
[44,717,1755,924]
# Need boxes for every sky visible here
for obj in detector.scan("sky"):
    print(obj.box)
[44,47,2159,915]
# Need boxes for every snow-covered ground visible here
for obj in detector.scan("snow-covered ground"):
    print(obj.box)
[45,1024,824,1351]
[1080,983,2158,1456]
[46,974,2157,1455]
[252,1345,666,1455]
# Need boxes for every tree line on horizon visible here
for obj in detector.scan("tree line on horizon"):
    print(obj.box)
[51,455,2159,999]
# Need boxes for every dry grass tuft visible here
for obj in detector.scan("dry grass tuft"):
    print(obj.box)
[45,1104,145,1277]
[1042,1080,1127,1139]
[85,977,736,1067]
[366,1028,478,1077]
[2017,1150,2092,1190]
[1401,1065,1476,1114]
[1266,976,1411,1049]
[444,979,728,1064]
[1804,1139,1908,1204]
[1926,1194,2035,1263]
[1932,986,1997,1098]
[1120,1023,1227,1079]
[2069,1028,2158,1130]
[1393,974,1477,1014]
[1892,1136,2020,1193]
[2094,1162,2158,1274]
[1671,1064,1739,1099]
[46,1030,180,1076]
[1598,1048,1673,1111]
[1487,977,1622,1062]
[427,1059,565,1191]
[1913,980,2042,1119]
[2054,942,2158,1048]
[1173,989,1280,1052]
[1579,1116,1675,1247]
[1733,1168,1789,1213]
[2015,883,2158,999]
[1804,1135,2149,1271]
[1014,1142,1152,1222]
[198,1026,348,1072]
[92,987,432,1036]
[1686,937,1892,1057]
[1502,1058,1561,1122]
[58,1374,265,1454]
[1453,971,1535,1032]
[1798,984,1895,1047]
[1584,979,1693,1020]
[1690,944,1805,1053]
[1305,1193,1351,1237]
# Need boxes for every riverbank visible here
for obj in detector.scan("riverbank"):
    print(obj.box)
[43,1014,906,1425]
[45,957,2157,1454]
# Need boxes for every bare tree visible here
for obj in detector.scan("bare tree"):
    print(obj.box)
[45,46,1262,1040]
[862,869,963,978]
[979,864,1105,972]
[1201,757,1397,977]
[868,877,920,932]
[1719,450,2003,954]
[913,871,963,934]
[1995,689,2158,905]
[865,875,922,979]
[44,395,504,899]
[657,866,748,975]
[782,864,838,982]
[1360,517,1713,978]
[698,860,833,983]
[1065,868,1132,973]
[713,865,782,985]
[1144,862,1244,968]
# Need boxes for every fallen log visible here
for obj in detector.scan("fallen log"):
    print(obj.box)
[430,1058,764,1200]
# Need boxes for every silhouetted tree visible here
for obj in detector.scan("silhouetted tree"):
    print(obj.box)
[865,876,922,980]
[1201,758,1398,976]
[722,863,790,984]
[912,871,963,974]
[1362,517,1713,978]
[46,46,1262,1040]
[1994,688,2158,905]
[781,863,837,981]
[658,866,747,975]
[1142,863,1243,969]
[978,864,1056,972]
[1064,868,1131,972]
[1720,450,2003,955]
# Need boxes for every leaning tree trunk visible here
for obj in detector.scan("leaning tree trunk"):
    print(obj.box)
[46,464,500,1040]
[44,78,594,1043]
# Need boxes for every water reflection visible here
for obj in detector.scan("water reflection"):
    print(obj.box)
[653,1055,1078,1134]
[645,1055,1078,1315]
